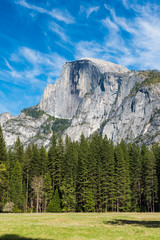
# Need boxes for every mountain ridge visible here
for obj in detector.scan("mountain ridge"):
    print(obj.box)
[0,58,160,148]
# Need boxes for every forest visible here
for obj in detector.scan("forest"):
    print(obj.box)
[0,125,160,213]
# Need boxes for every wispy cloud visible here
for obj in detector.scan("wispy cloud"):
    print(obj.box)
[79,5,100,18]
[0,46,67,115]
[86,6,100,18]
[4,58,21,78]
[15,0,75,24]
[75,41,105,60]
[102,17,119,32]
[105,3,160,69]
[49,22,69,41]
[76,3,160,70]
[3,47,67,88]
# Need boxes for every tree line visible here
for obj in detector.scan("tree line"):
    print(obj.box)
[0,125,160,213]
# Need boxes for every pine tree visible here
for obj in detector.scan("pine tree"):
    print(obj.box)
[0,163,7,210]
[39,146,48,176]
[152,143,160,211]
[14,137,24,166]
[47,188,61,212]
[128,143,142,211]
[0,126,8,209]
[44,172,53,211]
[76,134,92,212]
[144,149,158,212]
[56,135,64,187]
[84,186,95,212]
[8,148,15,178]
[23,144,32,212]
[101,136,116,211]
[120,140,131,211]
[141,143,148,211]
[48,132,58,191]
[115,143,129,212]
[10,161,24,211]
[30,144,41,178]
[61,136,78,212]
[0,125,7,164]
[89,132,102,212]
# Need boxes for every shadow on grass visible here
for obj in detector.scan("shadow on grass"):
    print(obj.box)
[104,219,160,228]
[0,235,52,240]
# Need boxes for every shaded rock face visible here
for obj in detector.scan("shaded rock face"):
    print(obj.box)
[39,59,129,119]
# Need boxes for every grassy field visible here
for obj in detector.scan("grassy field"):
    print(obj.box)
[0,212,160,240]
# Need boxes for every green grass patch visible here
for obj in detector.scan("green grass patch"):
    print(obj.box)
[0,212,160,240]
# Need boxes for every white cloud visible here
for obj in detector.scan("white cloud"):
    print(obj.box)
[3,47,67,89]
[75,3,160,70]
[49,22,69,41]
[75,41,105,60]
[4,58,21,78]
[86,6,100,18]
[16,0,75,24]
[121,0,129,9]
[79,5,100,18]
[102,3,160,69]
[102,18,119,32]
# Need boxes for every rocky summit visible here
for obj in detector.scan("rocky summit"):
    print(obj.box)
[0,58,160,148]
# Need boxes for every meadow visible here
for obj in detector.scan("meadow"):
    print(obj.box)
[0,212,160,240]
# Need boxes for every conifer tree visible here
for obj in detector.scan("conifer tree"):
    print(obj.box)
[101,136,116,211]
[152,143,160,211]
[0,126,8,208]
[48,132,58,191]
[23,144,32,212]
[10,160,24,211]
[44,172,53,211]
[141,143,149,211]
[14,137,24,166]
[76,134,92,212]
[84,186,95,212]
[120,140,131,211]
[128,143,142,211]
[55,135,64,187]
[89,132,102,211]
[30,144,41,178]
[0,163,7,210]
[8,148,15,178]
[61,137,77,212]
[115,143,128,212]
[0,125,7,164]
[47,188,61,212]
[144,149,158,212]
[39,146,48,176]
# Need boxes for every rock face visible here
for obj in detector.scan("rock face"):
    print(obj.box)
[39,58,129,119]
[0,110,53,148]
[102,83,160,145]
[0,58,160,148]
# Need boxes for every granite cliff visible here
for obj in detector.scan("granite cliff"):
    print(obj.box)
[0,58,160,148]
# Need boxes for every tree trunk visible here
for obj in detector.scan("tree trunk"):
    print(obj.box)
[25,173,29,212]
[31,198,33,213]
[36,194,39,213]
[117,199,119,212]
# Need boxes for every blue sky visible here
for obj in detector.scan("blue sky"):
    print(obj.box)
[0,0,160,115]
